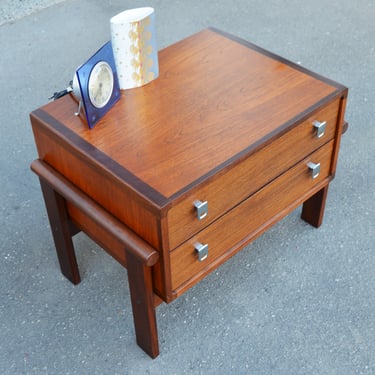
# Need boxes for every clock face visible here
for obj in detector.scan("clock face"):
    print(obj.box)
[88,61,114,108]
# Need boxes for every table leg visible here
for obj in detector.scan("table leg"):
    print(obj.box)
[126,250,159,358]
[301,185,329,228]
[39,179,81,285]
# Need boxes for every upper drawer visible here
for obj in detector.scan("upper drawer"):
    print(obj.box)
[167,98,340,249]
[170,140,335,294]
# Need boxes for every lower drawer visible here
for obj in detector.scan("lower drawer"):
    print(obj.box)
[170,140,334,292]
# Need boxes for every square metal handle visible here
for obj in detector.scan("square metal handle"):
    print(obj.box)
[194,200,208,220]
[313,120,327,138]
[307,161,321,179]
[195,243,209,262]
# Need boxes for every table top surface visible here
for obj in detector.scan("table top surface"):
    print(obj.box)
[36,28,346,204]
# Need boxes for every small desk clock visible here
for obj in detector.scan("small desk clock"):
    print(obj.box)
[72,41,120,129]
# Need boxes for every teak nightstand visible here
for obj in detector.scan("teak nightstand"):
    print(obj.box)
[30,28,348,358]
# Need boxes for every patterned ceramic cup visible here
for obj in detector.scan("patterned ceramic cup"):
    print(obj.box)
[110,7,159,90]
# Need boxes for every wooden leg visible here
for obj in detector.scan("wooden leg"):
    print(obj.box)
[301,185,329,228]
[126,250,159,359]
[39,179,81,285]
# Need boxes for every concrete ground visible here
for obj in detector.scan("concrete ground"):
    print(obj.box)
[0,0,374,374]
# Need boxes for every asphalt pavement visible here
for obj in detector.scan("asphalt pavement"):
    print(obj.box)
[0,0,374,374]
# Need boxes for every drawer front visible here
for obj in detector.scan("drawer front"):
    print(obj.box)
[170,140,334,292]
[167,98,340,249]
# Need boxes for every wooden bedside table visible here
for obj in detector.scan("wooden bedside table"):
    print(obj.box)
[30,28,348,358]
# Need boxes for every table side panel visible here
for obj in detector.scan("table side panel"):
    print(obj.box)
[31,120,162,250]
[329,95,348,176]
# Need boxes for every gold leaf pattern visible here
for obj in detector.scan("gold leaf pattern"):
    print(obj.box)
[128,16,156,87]
[111,9,158,89]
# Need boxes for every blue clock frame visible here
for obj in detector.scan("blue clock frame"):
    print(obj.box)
[75,41,121,129]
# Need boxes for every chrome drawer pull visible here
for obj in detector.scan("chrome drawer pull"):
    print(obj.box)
[307,161,321,179]
[194,200,208,220]
[313,120,327,138]
[195,242,209,262]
